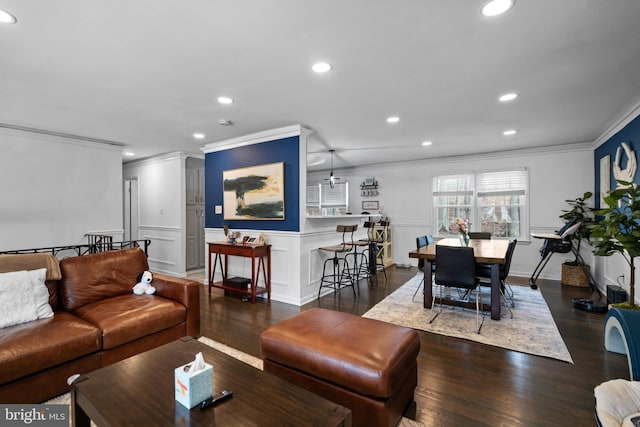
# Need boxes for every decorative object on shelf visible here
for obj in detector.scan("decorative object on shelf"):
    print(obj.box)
[257,233,267,245]
[360,177,379,196]
[324,149,341,188]
[362,200,379,210]
[228,231,240,244]
[451,218,470,246]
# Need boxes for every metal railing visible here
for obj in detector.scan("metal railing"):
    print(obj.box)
[0,236,151,258]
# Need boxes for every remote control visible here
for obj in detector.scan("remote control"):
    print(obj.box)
[200,390,233,409]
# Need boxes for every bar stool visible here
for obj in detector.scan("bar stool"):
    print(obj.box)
[344,225,369,288]
[359,220,389,285]
[318,225,358,299]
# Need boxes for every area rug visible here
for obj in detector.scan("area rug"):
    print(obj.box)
[362,274,573,364]
[45,336,427,427]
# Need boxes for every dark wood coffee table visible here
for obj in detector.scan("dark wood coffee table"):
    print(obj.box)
[71,337,351,426]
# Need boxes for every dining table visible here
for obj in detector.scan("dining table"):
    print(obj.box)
[408,237,510,320]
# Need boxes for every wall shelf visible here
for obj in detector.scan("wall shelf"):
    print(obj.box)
[360,178,379,197]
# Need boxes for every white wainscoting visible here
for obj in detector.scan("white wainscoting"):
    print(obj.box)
[140,225,183,276]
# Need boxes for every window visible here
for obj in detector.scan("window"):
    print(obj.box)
[306,182,349,216]
[433,169,528,239]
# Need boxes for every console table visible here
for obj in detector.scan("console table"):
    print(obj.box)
[208,242,271,303]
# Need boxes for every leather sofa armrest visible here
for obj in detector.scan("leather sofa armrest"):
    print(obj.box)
[152,273,201,338]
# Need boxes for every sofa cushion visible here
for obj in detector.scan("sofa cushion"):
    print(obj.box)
[0,268,54,329]
[73,294,186,349]
[59,248,149,311]
[0,312,101,384]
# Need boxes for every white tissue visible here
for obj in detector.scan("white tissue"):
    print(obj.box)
[191,352,206,372]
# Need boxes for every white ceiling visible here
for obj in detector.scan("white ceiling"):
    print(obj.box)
[2,1,640,171]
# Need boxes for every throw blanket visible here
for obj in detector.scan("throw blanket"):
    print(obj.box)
[0,253,61,280]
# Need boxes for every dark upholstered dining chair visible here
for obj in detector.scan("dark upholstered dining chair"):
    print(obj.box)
[412,234,435,302]
[468,231,492,240]
[430,245,484,334]
[477,239,517,317]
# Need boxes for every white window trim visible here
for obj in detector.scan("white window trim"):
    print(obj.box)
[432,168,529,241]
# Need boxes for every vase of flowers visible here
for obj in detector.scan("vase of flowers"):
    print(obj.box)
[451,218,471,246]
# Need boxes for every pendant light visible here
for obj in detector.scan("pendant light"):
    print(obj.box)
[325,149,341,188]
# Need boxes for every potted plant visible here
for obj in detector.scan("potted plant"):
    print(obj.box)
[590,180,640,308]
[559,191,595,286]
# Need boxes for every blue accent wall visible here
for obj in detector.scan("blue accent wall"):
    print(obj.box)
[595,114,640,208]
[205,136,300,232]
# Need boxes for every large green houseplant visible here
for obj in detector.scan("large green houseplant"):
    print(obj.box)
[558,192,594,286]
[590,180,640,308]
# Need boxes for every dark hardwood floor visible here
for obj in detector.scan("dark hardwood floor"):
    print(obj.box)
[195,267,628,427]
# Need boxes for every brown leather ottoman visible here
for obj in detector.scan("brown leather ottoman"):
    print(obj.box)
[260,308,420,427]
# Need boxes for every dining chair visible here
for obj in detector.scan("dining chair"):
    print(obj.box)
[412,235,435,302]
[430,245,484,334]
[468,232,492,240]
[477,239,517,316]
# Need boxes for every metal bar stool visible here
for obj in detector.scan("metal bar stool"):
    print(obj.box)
[344,224,369,290]
[358,220,389,285]
[318,225,358,299]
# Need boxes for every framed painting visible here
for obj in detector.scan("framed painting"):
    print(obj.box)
[223,162,285,220]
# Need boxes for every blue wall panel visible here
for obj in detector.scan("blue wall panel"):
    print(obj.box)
[595,114,640,208]
[204,136,300,232]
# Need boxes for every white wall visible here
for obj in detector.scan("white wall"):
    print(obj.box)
[0,127,123,251]
[123,152,187,276]
[308,143,595,283]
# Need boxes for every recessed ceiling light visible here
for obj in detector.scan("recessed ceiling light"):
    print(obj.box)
[312,62,332,73]
[0,9,17,24]
[421,141,433,146]
[387,116,400,124]
[217,96,233,104]
[503,129,517,136]
[193,133,205,139]
[481,0,515,17]
[124,151,135,157]
[499,92,518,102]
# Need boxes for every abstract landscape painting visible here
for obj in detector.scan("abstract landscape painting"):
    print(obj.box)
[223,162,285,220]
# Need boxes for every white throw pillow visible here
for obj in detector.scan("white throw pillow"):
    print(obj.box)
[0,268,54,329]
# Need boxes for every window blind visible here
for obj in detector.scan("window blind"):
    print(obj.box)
[476,169,527,197]
[321,182,348,206]
[306,184,320,204]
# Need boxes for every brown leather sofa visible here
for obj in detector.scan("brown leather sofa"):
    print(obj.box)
[0,248,200,403]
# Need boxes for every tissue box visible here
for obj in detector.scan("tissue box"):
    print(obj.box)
[174,361,213,409]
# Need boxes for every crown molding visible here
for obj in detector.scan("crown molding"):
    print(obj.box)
[0,123,124,146]
[595,100,640,147]
[201,125,312,154]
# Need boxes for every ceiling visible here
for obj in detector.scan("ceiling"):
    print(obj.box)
[2,1,640,171]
